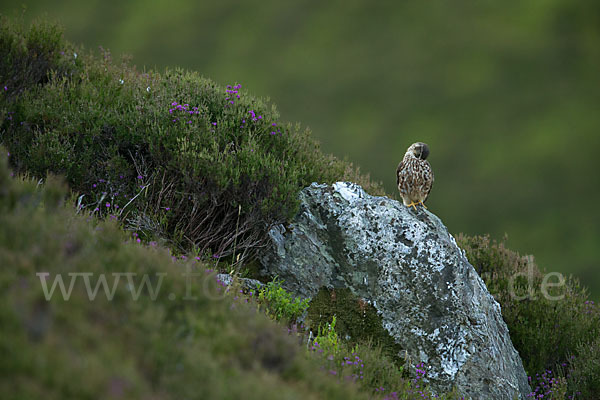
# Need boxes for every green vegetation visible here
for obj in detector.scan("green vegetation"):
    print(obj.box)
[0,15,381,263]
[2,15,600,399]
[0,153,359,399]
[307,288,404,366]
[458,234,600,398]
[258,277,310,322]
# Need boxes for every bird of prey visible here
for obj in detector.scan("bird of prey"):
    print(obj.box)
[396,142,434,210]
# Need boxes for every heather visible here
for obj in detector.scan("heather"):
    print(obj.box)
[0,15,382,263]
[2,16,600,399]
[457,234,600,398]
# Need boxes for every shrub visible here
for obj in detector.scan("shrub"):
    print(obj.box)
[566,321,600,399]
[526,370,568,400]
[0,14,80,103]
[258,277,310,322]
[0,16,383,263]
[457,234,600,397]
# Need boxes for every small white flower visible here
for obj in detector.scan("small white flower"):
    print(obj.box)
[73,52,78,59]
[146,86,150,92]
[119,79,124,85]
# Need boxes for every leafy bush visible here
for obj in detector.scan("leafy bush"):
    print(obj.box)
[258,277,310,322]
[0,16,383,262]
[457,234,600,397]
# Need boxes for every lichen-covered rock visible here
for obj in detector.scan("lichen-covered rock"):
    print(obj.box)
[259,182,530,399]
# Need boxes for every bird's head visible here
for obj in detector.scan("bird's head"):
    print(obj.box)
[406,142,430,160]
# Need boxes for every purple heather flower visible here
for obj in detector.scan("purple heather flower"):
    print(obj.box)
[3,86,6,91]
[212,122,217,126]
[106,202,111,208]
[137,175,143,179]
[92,184,97,188]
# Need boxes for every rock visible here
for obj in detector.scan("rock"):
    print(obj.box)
[258,182,530,399]
[216,273,263,292]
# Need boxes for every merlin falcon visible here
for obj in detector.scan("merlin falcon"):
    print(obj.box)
[396,142,434,210]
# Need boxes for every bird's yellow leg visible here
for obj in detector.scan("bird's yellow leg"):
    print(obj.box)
[405,202,418,211]
[418,201,428,209]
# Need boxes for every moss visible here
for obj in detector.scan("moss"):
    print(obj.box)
[306,288,405,367]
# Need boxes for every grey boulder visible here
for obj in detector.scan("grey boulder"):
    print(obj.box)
[259,182,530,399]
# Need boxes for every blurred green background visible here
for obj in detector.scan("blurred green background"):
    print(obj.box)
[1,0,599,299]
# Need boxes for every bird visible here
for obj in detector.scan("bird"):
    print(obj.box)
[396,142,434,210]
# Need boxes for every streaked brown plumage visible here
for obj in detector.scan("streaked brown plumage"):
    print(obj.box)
[396,142,434,210]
